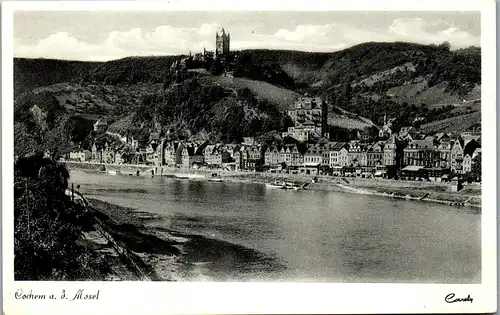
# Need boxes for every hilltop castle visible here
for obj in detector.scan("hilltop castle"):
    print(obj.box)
[215,28,230,58]
[170,27,234,75]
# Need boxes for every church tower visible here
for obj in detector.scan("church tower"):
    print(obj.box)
[215,28,230,57]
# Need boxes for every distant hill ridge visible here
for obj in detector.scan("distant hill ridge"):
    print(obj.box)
[14,41,481,156]
[15,41,480,94]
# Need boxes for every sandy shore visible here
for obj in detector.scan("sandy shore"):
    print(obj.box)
[220,173,481,209]
[85,198,284,281]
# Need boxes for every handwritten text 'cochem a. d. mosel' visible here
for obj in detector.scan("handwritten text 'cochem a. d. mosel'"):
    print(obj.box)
[15,289,100,301]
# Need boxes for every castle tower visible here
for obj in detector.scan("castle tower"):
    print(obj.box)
[215,28,230,57]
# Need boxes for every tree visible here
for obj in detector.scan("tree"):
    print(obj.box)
[14,155,109,280]
[471,153,481,181]
[14,122,40,157]
[438,41,451,51]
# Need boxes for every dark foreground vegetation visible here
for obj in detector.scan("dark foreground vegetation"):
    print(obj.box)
[14,154,109,280]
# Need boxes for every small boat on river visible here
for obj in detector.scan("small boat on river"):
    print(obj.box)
[283,182,307,190]
[265,181,285,189]
[208,173,224,182]
[208,177,224,182]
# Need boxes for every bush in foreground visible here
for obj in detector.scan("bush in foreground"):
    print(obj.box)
[14,154,109,280]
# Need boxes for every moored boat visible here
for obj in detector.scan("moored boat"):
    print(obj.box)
[208,173,223,182]
[283,182,308,190]
[208,177,224,182]
[284,182,304,190]
[265,181,285,189]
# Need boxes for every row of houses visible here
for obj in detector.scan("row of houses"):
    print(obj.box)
[145,131,481,177]
[67,127,481,180]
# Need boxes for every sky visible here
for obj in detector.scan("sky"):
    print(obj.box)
[13,11,480,61]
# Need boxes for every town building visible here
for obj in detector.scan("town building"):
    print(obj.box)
[463,147,481,173]
[264,146,279,167]
[114,150,125,164]
[224,144,241,159]
[348,141,367,167]
[240,146,264,171]
[242,137,255,146]
[378,122,393,139]
[356,128,376,142]
[435,132,451,144]
[460,139,481,174]
[321,142,337,169]
[383,136,397,166]
[93,119,108,133]
[91,142,115,163]
[329,142,348,173]
[163,141,183,166]
[300,144,322,175]
[102,144,115,164]
[203,144,232,168]
[69,150,92,162]
[181,141,209,168]
[289,144,304,167]
[287,96,328,139]
[281,126,310,142]
[398,126,418,141]
[233,149,243,171]
[278,146,291,166]
[403,136,438,167]
[126,135,139,150]
[91,143,102,162]
[366,142,384,166]
[435,139,452,169]
[181,145,195,167]
[450,138,465,173]
[338,147,349,167]
[204,144,221,167]
[303,144,323,165]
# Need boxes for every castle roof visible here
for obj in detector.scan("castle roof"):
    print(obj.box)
[217,28,229,36]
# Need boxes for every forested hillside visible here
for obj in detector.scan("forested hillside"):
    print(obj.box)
[123,78,294,145]
[13,41,481,157]
[14,58,101,95]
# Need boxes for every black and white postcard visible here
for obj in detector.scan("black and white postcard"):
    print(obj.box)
[2,0,497,314]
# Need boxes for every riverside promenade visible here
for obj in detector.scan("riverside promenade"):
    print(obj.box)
[66,187,152,280]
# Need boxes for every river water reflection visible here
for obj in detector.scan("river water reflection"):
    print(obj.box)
[70,171,481,283]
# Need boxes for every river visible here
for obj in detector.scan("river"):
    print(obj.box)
[69,171,481,283]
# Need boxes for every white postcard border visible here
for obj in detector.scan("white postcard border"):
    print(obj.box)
[2,0,497,314]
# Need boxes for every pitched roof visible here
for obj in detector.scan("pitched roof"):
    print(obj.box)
[407,137,434,149]
[94,119,107,125]
[194,141,209,155]
[463,140,480,157]
[331,142,347,151]
[453,137,465,149]
[305,144,322,155]
[204,144,216,155]
[435,132,446,140]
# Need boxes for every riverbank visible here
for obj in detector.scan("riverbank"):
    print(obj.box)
[84,198,284,281]
[222,173,481,208]
[65,162,481,209]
